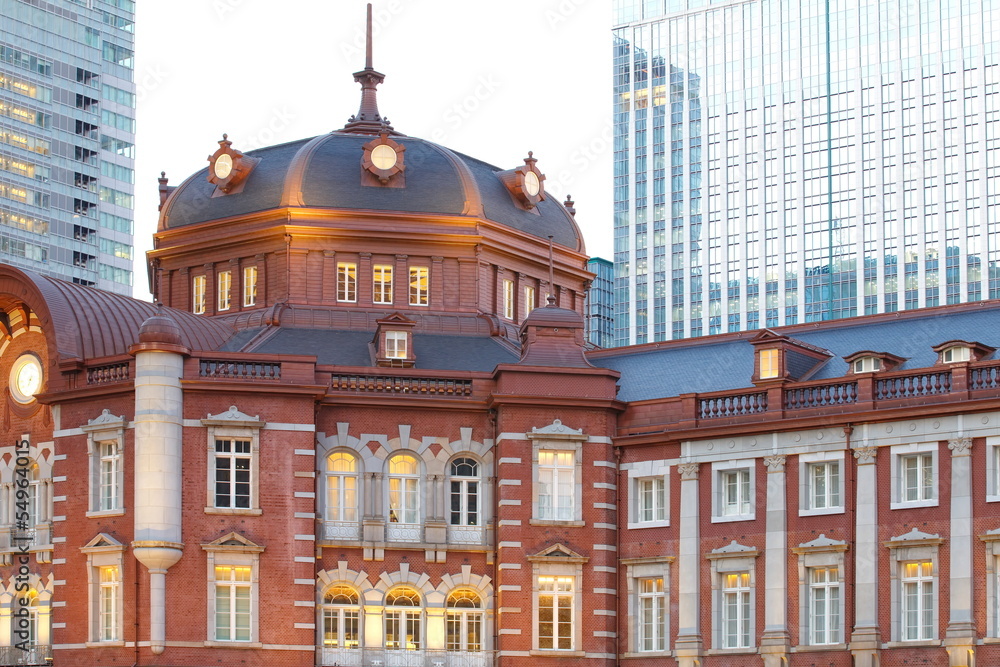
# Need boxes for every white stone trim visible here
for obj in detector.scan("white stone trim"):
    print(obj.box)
[626,460,670,529]
[797,450,845,517]
[987,436,1000,502]
[710,459,756,523]
[889,442,939,510]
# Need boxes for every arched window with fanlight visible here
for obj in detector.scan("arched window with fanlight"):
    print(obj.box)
[446,588,483,654]
[387,454,420,542]
[324,452,360,540]
[11,590,40,654]
[321,584,361,658]
[384,587,422,651]
[448,458,482,544]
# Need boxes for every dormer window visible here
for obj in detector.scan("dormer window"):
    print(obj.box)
[373,313,416,367]
[844,350,905,374]
[759,349,779,380]
[385,331,407,359]
[749,329,833,385]
[942,346,970,363]
[853,357,881,373]
[931,340,995,364]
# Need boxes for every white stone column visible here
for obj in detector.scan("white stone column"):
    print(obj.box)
[850,443,880,667]
[675,462,702,667]
[944,437,976,667]
[760,454,789,667]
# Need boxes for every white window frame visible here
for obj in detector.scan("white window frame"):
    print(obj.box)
[337,262,357,303]
[537,450,575,522]
[900,561,935,641]
[448,457,480,527]
[807,566,842,645]
[707,543,759,652]
[528,423,586,525]
[524,285,536,316]
[446,588,484,653]
[758,348,779,379]
[98,564,121,642]
[202,409,264,515]
[203,534,263,646]
[82,412,126,517]
[711,460,755,523]
[193,274,206,314]
[987,435,1000,502]
[798,451,845,517]
[890,443,938,509]
[386,454,421,540]
[384,587,423,650]
[502,279,514,319]
[941,345,970,363]
[622,557,672,656]
[80,533,126,646]
[527,544,588,656]
[373,264,393,304]
[885,529,942,644]
[321,585,362,651]
[792,536,848,649]
[409,266,428,306]
[324,452,359,523]
[385,331,407,359]
[217,270,231,311]
[720,571,752,649]
[242,266,257,307]
[626,460,670,529]
[981,531,1000,638]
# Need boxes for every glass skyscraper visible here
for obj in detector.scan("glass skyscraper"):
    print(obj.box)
[586,256,615,348]
[613,0,1000,345]
[0,0,135,295]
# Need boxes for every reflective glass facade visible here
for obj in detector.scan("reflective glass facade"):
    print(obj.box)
[613,0,1000,344]
[0,0,135,295]
[586,256,615,348]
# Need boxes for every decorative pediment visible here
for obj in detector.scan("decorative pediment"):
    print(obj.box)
[81,409,126,434]
[201,531,264,554]
[885,527,944,549]
[792,534,849,554]
[526,419,586,441]
[201,406,264,428]
[80,532,125,554]
[526,543,588,564]
[706,540,760,560]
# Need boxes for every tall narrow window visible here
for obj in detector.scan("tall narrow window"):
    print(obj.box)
[214,565,251,641]
[99,565,120,641]
[538,451,574,521]
[193,274,206,314]
[322,585,360,650]
[337,262,357,302]
[449,458,479,527]
[326,453,358,522]
[524,285,536,316]
[385,587,422,650]
[446,588,483,652]
[901,561,934,641]
[637,477,666,522]
[638,577,666,652]
[373,264,393,304]
[409,266,428,306]
[217,270,231,311]
[902,454,934,502]
[502,279,514,319]
[215,439,251,509]
[722,469,751,516]
[538,576,573,650]
[242,266,257,306]
[25,464,39,528]
[758,348,779,379]
[809,567,841,645]
[388,454,419,525]
[385,331,407,359]
[721,572,751,649]
[99,441,120,511]
[810,461,841,510]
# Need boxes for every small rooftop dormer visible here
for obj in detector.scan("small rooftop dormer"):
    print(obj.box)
[372,313,416,368]
[843,350,906,374]
[748,329,833,385]
[932,339,995,364]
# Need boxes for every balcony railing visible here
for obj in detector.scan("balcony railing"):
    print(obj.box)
[875,370,951,399]
[329,374,474,396]
[699,391,767,418]
[87,361,130,385]
[199,359,281,380]
[447,526,485,545]
[386,523,422,542]
[324,520,361,541]
[784,381,858,410]
[0,644,51,666]
[320,648,491,667]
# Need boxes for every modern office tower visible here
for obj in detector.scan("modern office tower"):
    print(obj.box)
[586,256,615,347]
[0,0,135,295]
[612,0,1000,345]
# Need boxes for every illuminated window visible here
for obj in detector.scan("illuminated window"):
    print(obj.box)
[99,442,120,511]
[409,266,428,306]
[193,275,206,314]
[721,572,751,649]
[901,562,934,641]
[374,264,393,304]
[217,270,231,311]
[538,576,574,650]
[446,589,483,652]
[524,286,536,316]
[387,454,419,527]
[503,279,514,319]
[385,587,422,650]
[758,348,779,379]
[638,577,666,651]
[242,266,257,307]
[337,263,356,302]
[99,565,120,641]
[808,567,841,645]
[537,451,574,521]
[325,452,358,534]
[214,566,251,641]
[385,331,407,359]
[322,585,360,650]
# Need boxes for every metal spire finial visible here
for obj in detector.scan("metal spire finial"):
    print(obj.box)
[342,3,397,135]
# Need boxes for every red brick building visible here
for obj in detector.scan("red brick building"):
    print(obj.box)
[1,15,999,667]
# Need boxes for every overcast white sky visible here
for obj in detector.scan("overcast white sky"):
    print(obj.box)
[133,0,613,299]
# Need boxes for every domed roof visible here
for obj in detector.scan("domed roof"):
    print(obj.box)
[158,133,583,250]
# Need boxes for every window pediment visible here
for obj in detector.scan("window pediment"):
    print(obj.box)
[526,419,586,441]
[202,531,264,553]
[201,405,264,428]
[80,532,125,554]
[527,543,588,564]
[706,540,760,560]
[791,533,849,555]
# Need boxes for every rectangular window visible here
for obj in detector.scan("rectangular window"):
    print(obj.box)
[902,454,934,502]
[324,607,360,648]
[99,565,120,641]
[901,561,934,641]
[388,477,419,524]
[193,275,206,314]
[525,286,536,316]
[637,477,666,523]
[810,461,841,510]
[809,567,841,645]
[214,439,251,509]
[409,266,428,306]
[503,279,514,319]
[759,349,779,379]
[337,262,357,302]
[214,565,251,641]
[447,609,482,651]
[99,442,119,511]
[721,572,751,649]
[638,577,666,652]
[373,264,393,304]
[538,451,574,521]
[243,266,257,307]
[538,576,573,650]
[217,270,231,311]
[385,331,407,359]
[385,609,421,649]
[722,469,751,516]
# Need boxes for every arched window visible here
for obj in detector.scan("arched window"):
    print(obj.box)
[12,590,39,649]
[322,585,360,650]
[446,588,483,653]
[385,587,422,650]
[449,458,479,527]
[387,455,419,525]
[325,452,358,523]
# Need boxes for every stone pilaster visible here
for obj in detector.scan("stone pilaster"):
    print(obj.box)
[849,443,880,667]
[944,437,976,666]
[760,454,789,667]
[675,462,703,667]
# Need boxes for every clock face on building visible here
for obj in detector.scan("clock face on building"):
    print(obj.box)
[370,144,397,170]
[214,153,234,179]
[524,171,540,197]
[9,353,42,404]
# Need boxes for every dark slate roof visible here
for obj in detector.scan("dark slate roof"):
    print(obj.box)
[246,328,518,372]
[593,306,1000,402]
[159,133,582,250]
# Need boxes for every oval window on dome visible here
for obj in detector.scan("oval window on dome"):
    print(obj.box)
[371,144,397,170]
[524,171,540,196]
